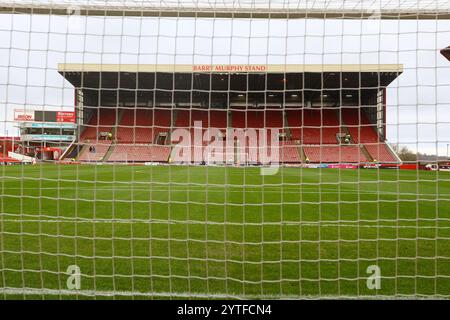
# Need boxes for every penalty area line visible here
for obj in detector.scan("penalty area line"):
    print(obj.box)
[0,287,446,300]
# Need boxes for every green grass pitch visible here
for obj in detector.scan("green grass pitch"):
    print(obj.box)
[0,164,449,299]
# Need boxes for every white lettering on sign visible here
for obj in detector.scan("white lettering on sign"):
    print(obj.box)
[193,65,268,72]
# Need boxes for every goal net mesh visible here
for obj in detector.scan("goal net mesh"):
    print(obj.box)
[0,1,449,299]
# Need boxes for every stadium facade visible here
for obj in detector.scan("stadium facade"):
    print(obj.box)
[58,63,403,165]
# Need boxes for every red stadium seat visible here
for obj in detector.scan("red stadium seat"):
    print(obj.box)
[364,143,397,162]
[303,145,368,163]
[287,109,340,144]
[78,141,112,162]
[116,109,153,143]
[210,110,228,128]
[108,145,171,162]
[265,110,283,128]
[77,106,396,165]
[80,108,116,141]
[279,141,301,163]
[342,108,379,143]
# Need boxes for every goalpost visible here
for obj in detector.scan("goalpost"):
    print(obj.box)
[0,1,449,299]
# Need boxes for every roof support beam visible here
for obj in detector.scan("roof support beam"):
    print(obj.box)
[1,5,449,20]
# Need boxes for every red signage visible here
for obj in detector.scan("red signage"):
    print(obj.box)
[56,111,76,123]
[14,109,34,122]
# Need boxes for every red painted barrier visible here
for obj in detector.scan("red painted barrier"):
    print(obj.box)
[399,164,419,170]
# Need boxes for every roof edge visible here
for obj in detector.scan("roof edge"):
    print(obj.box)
[1,5,449,19]
[58,63,404,74]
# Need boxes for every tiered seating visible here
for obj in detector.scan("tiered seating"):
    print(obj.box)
[116,109,153,143]
[198,110,229,163]
[303,109,321,126]
[303,145,368,163]
[322,109,341,144]
[342,108,379,143]
[210,110,228,128]
[105,108,173,163]
[77,106,397,165]
[152,108,172,140]
[286,110,302,140]
[154,109,172,127]
[231,111,246,128]
[230,110,284,164]
[365,143,397,162]
[304,109,340,144]
[265,110,283,128]
[280,141,301,163]
[175,109,190,127]
[341,108,399,162]
[323,109,340,126]
[78,107,175,163]
[172,109,210,162]
[78,109,116,162]
[287,109,340,144]
[174,109,214,130]
[109,145,171,162]
[187,110,213,162]
[81,108,116,141]
[190,110,210,127]
[148,108,171,139]
[301,127,340,144]
[247,111,265,128]
[231,110,265,128]
[78,141,112,162]
[234,140,301,164]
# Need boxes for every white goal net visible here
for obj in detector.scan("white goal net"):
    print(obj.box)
[0,1,449,299]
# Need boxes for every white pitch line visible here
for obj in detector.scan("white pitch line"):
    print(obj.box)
[2,186,449,197]
[1,218,449,229]
[0,287,447,300]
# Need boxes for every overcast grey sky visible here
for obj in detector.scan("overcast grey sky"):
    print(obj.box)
[0,13,449,155]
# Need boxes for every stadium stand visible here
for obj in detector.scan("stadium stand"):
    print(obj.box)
[303,145,368,163]
[210,110,228,128]
[75,106,176,163]
[287,108,340,144]
[154,108,172,127]
[286,109,302,140]
[364,143,397,162]
[247,111,265,128]
[78,141,112,162]
[81,108,116,141]
[265,110,284,128]
[116,109,153,143]
[341,108,379,143]
[173,109,209,163]
[280,141,301,163]
[105,107,173,163]
[204,110,228,164]
[75,106,397,164]
[108,145,171,162]
[230,109,286,164]
[231,110,246,128]
[175,109,191,127]
[190,110,210,127]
